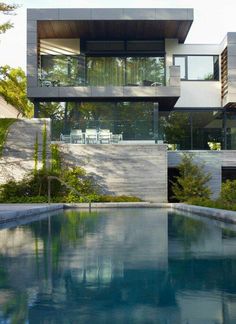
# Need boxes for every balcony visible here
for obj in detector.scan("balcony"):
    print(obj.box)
[28,65,180,109]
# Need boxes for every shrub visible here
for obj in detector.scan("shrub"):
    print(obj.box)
[172,153,212,202]
[220,180,236,205]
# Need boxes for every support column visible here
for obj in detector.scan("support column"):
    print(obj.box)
[222,109,227,150]
[153,102,159,144]
[34,101,39,118]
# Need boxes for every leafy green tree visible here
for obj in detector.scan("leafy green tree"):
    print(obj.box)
[0,66,32,116]
[172,153,212,202]
[0,65,33,117]
[0,2,19,34]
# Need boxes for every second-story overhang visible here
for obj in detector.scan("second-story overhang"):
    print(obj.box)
[28,8,194,43]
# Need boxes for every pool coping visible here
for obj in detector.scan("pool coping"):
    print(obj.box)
[0,203,64,223]
[0,202,236,224]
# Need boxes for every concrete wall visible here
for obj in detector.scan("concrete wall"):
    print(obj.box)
[0,119,51,184]
[222,32,236,107]
[60,144,168,202]
[165,39,222,108]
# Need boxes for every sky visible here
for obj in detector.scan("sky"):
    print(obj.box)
[1,0,236,71]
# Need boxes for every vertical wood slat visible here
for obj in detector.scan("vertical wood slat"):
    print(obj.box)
[221,47,228,99]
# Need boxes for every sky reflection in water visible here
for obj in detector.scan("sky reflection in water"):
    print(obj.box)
[0,208,235,323]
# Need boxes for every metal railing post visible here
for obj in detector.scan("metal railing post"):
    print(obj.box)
[47,175,92,211]
[48,176,51,204]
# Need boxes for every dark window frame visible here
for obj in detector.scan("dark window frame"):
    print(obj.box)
[173,54,220,81]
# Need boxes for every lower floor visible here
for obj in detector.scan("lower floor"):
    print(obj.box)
[2,118,236,202]
[35,101,236,150]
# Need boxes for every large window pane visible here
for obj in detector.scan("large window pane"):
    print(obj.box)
[226,111,236,149]
[126,57,165,86]
[160,110,223,150]
[39,101,155,141]
[159,111,191,149]
[188,56,219,80]
[173,55,219,81]
[86,57,125,86]
[192,110,223,149]
[40,55,85,86]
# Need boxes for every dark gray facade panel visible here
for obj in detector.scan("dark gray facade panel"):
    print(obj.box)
[227,44,236,55]
[228,69,236,82]
[27,87,59,98]
[123,8,156,20]
[27,8,59,20]
[155,8,189,20]
[123,86,156,97]
[228,55,236,69]
[91,9,124,20]
[27,76,38,87]
[58,8,91,20]
[227,32,236,44]
[91,86,124,97]
[27,31,37,45]
[27,43,37,56]
[27,7,193,22]
[27,20,37,32]
[59,87,92,97]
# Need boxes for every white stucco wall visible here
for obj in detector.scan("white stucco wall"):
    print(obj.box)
[175,81,221,108]
[165,39,222,108]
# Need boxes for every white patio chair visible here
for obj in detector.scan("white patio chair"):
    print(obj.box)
[99,129,111,144]
[85,129,98,144]
[70,129,83,144]
[111,133,123,143]
[60,133,71,143]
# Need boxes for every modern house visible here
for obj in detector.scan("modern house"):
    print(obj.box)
[27,8,236,202]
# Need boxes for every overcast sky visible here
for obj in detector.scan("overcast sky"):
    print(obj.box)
[1,0,236,70]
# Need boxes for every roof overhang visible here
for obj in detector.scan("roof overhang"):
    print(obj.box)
[29,8,193,43]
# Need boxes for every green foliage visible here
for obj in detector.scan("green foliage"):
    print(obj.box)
[33,133,38,175]
[0,2,19,34]
[0,118,16,156]
[50,144,61,173]
[97,195,143,202]
[220,180,236,205]
[0,65,33,117]
[172,153,211,202]
[42,122,47,172]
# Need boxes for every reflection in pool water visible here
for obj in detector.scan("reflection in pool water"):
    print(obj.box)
[0,208,236,323]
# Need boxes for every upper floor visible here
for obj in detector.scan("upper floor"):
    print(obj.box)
[27,8,236,109]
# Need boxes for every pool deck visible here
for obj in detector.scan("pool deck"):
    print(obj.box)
[0,202,236,224]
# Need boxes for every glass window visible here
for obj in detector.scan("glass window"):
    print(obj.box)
[188,56,219,80]
[86,57,125,86]
[173,55,219,81]
[174,56,186,79]
[40,55,85,87]
[159,109,223,150]
[126,57,165,86]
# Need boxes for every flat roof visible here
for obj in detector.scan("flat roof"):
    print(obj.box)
[28,8,194,43]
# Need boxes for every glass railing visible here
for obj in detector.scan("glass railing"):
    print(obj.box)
[39,55,165,87]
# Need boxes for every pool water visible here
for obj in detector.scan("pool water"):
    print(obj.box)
[0,208,236,323]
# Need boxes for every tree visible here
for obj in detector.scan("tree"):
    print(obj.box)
[0,65,33,117]
[172,153,212,202]
[0,2,19,34]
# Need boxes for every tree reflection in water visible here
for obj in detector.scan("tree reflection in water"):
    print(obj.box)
[0,209,235,323]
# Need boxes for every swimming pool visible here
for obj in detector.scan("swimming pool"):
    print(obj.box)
[0,208,235,323]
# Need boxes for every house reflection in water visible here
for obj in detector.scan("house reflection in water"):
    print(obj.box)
[0,209,235,323]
